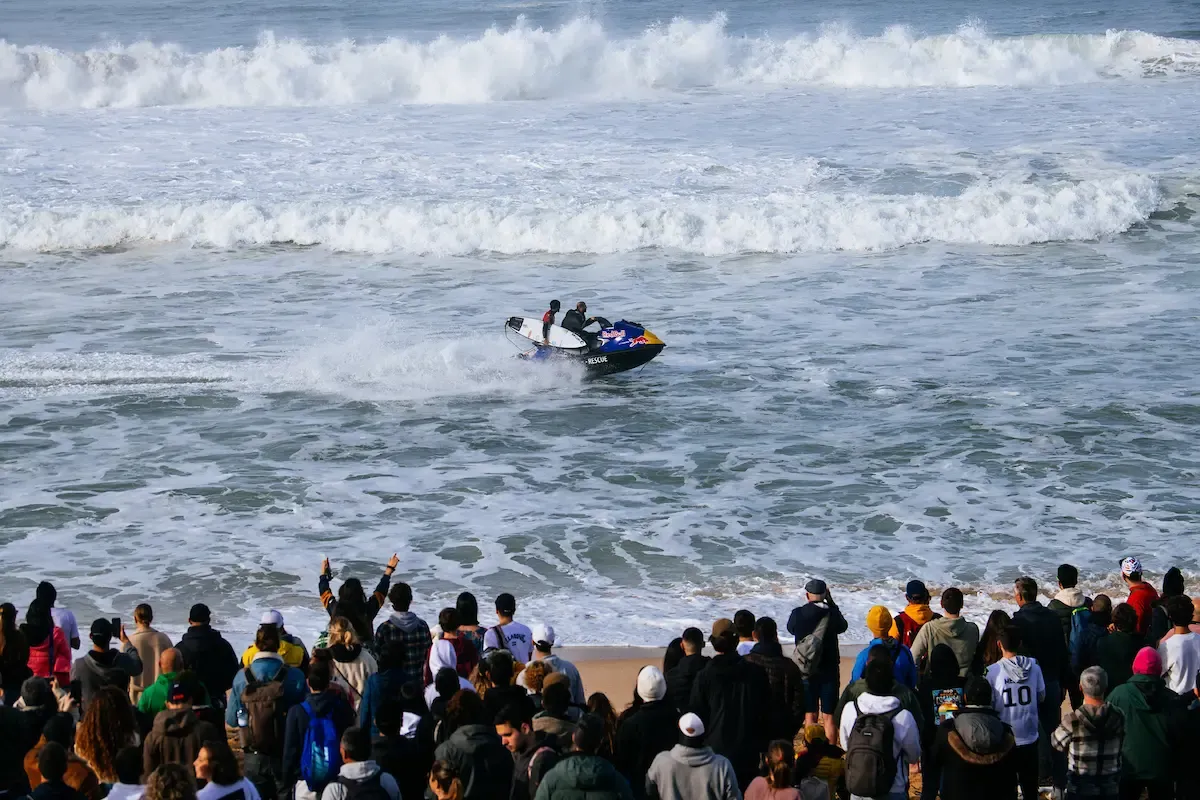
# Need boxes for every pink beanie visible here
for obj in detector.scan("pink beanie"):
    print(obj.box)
[1132,646,1162,677]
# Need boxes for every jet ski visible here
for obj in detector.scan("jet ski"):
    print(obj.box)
[505,315,665,377]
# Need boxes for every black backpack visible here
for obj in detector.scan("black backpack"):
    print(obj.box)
[337,773,392,800]
[844,700,901,798]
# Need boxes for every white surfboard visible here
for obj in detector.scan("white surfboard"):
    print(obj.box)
[507,317,588,350]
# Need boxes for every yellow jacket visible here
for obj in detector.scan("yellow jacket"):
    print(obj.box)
[241,640,306,669]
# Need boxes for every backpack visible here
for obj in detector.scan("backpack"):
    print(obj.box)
[299,699,342,791]
[240,666,287,755]
[844,699,901,798]
[794,612,829,678]
[798,776,831,800]
[894,612,940,648]
[335,773,391,800]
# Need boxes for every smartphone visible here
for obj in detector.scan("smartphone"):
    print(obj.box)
[111,617,120,633]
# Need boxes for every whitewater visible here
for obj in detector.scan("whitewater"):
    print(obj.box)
[1,0,1198,646]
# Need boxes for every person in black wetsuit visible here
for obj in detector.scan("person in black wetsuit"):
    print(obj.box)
[542,300,561,345]
[561,302,596,335]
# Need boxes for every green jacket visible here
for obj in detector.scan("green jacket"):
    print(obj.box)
[534,754,634,800]
[136,672,211,716]
[1106,674,1174,780]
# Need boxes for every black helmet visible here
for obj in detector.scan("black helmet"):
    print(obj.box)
[550,300,561,311]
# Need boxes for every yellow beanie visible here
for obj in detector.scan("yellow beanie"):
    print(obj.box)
[866,605,893,638]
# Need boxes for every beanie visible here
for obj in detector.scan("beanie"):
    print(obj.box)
[866,606,893,639]
[636,666,667,703]
[1133,647,1162,677]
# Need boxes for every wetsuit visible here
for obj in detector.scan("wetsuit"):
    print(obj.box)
[561,308,590,333]
[542,308,556,341]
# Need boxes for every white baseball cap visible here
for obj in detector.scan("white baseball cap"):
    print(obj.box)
[531,623,556,650]
[261,610,284,626]
[678,712,705,737]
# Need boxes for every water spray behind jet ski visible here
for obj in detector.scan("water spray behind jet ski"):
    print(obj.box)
[504,315,665,377]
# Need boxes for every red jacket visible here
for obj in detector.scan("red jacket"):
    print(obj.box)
[1127,583,1159,637]
[27,626,71,681]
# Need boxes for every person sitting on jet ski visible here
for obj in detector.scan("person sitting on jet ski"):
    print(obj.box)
[561,302,597,334]
[542,299,561,345]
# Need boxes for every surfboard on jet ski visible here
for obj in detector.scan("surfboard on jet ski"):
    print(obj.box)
[504,315,665,377]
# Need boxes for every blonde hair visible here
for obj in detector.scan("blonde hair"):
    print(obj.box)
[328,616,359,647]
[764,740,795,790]
[523,661,549,693]
[76,687,139,782]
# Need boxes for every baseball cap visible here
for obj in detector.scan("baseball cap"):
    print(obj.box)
[905,579,930,599]
[1121,557,1142,577]
[531,623,556,651]
[804,579,827,596]
[188,604,211,624]
[678,712,705,738]
[710,618,734,641]
[261,610,284,627]
[89,619,113,638]
[167,682,189,704]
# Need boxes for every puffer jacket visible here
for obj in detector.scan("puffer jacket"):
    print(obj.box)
[433,723,514,800]
[921,707,1017,800]
[534,754,634,800]
[143,708,223,776]
[25,627,71,681]
[241,639,307,670]
[644,745,739,800]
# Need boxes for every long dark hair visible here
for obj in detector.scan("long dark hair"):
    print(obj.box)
[22,599,54,648]
[978,610,1012,668]
[585,693,618,757]
[456,593,480,627]
[200,739,242,786]
[0,602,29,665]
[663,638,684,674]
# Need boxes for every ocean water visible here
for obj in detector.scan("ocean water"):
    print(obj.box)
[2,0,1198,646]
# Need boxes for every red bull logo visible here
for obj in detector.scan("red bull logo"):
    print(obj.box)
[630,336,648,346]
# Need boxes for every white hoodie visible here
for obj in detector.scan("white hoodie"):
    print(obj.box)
[986,655,1045,746]
[423,640,474,707]
[837,693,921,798]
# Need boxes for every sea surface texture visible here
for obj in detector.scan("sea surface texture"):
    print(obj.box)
[2,0,1198,643]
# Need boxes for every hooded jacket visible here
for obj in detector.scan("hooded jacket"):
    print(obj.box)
[921,707,1017,800]
[1048,588,1088,645]
[834,678,924,732]
[985,656,1045,746]
[373,612,431,686]
[910,617,980,678]
[175,624,239,702]
[422,641,475,708]
[283,691,358,791]
[849,637,918,689]
[224,653,309,729]
[533,754,633,800]
[241,639,308,670]
[1106,674,1175,780]
[1050,702,1124,791]
[644,745,740,800]
[433,723,514,800]
[837,693,922,797]
[744,640,806,742]
[1012,601,1069,686]
[890,603,939,648]
[143,707,223,776]
[317,760,400,800]
[664,654,708,715]
[358,668,412,737]
[24,738,101,800]
[613,702,680,800]
[71,645,144,711]
[127,626,173,702]
[1096,631,1144,695]
[687,653,772,786]
[327,643,378,710]
[1070,615,1109,676]
[423,636,479,684]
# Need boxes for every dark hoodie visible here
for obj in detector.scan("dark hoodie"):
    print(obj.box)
[175,625,238,703]
[687,652,771,788]
[613,702,677,799]
[664,653,709,715]
[921,707,1017,800]
[142,708,222,777]
[533,753,633,800]
[282,691,357,791]
[71,645,143,712]
[371,732,432,800]
[432,723,514,800]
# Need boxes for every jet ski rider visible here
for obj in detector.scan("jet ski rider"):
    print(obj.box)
[542,299,561,345]
[561,301,597,335]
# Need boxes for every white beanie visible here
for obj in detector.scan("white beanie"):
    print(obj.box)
[636,666,667,703]
[679,712,705,737]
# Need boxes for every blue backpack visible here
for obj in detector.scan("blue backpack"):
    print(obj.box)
[299,700,342,791]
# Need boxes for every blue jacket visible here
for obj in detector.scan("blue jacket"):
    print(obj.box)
[849,638,919,689]
[359,667,410,736]
[786,601,848,679]
[224,654,308,728]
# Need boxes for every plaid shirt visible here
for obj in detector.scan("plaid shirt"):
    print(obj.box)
[1050,703,1124,796]
[373,612,432,685]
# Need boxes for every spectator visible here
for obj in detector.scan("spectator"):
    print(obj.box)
[743,740,798,800]
[1051,666,1124,800]
[786,579,848,743]
[359,640,411,736]
[1160,597,1200,644]
[794,725,846,800]
[916,644,966,753]
[106,747,145,800]
[128,605,173,705]
[482,595,534,665]
[1147,568,1186,646]
[316,727,400,800]
[429,608,479,683]
[644,712,740,800]
[143,682,223,777]
[31,743,87,800]
[1120,558,1159,638]
[838,656,921,800]
[585,694,620,761]
[268,611,310,664]
[16,678,59,755]
[428,761,463,800]
[1011,574,1069,779]
[920,676,1017,800]
[533,681,578,746]
[613,667,677,800]
[424,643,475,709]
[0,694,30,800]
[283,660,357,800]
[75,687,139,783]
[496,700,560,800]
[664,628,708,715]
[24,714,102,800]
[1157,595,1200,695]
[733,611,755,657]
[143,764,196,800]
[174,604,238,709]
[433,691,514,800]
[985,626,1045,800]
[72,619,143,712]
[1096,604,1143,695]
[241,617,307,671]
[482,653,529,724]
[1048,564,1090,645]
[849,607,918,689]
[910,588,980,678]
[23,600,71,687]
[138,649,188,716]
[834,645,923,734]
[326,617,380,711]
[1,602,31,707]
[37,584,80,652]
[1071,594,1112,677]
[194,739,263,800]
[890,580,940,648]
[320,555,397,646]
[373,697,434,800]
[662,640,684,676]
[971,610,1012,677]
[533,714,633,800]
[743,617,805,743]
[521,624,584,708]
[1106,648,1176,799]
[522,661,549,711]
[688,619,771,789]
[373,583,431,686]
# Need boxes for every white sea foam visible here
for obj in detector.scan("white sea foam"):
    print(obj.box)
[2,20,1198,109]
[0,174,1161,254]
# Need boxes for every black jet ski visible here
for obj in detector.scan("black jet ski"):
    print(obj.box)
[505,316,665,377]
